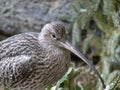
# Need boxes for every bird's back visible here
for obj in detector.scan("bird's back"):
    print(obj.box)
[0,32,39,59]
[0,32,42,89]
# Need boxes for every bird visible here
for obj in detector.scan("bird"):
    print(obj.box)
[0,22,106,90]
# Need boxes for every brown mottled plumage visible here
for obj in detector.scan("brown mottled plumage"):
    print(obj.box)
[0,22,105,90]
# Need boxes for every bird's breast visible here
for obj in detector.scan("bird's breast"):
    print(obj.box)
[33,48,71,89]
[16,48,71,90]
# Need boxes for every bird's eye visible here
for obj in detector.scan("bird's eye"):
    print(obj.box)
[51,34,56,39]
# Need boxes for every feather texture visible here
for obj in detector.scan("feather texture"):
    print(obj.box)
[0,31,70,90]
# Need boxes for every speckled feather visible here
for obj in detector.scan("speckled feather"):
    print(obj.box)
[0,23,71,90]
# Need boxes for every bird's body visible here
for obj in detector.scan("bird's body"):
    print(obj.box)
[0,32,70,90]
[0,22,105,90]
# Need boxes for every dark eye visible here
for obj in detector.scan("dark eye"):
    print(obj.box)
[51,34,56,39]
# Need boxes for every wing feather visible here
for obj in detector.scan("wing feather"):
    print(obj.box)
[0,55,32,87]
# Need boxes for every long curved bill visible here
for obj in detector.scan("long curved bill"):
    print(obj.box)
[60,41,106,88]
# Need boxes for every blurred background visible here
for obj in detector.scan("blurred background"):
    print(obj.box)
[0,0,120,90]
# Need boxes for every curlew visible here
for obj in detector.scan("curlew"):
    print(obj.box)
[0,22,105,90]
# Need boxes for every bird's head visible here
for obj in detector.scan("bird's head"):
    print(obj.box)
[39,22,67,47]
[39,22,106,88]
